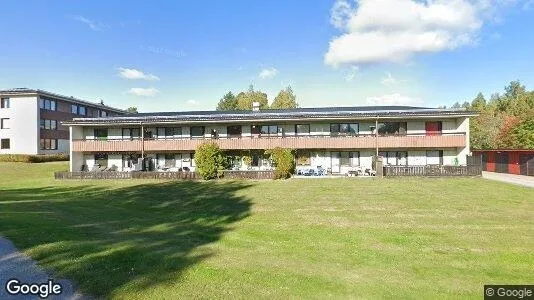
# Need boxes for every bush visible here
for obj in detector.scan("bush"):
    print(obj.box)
[0,154,69,163]
[194,142,226,180]
[266,148,295,179]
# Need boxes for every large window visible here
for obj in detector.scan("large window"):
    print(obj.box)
[0,118,9,129]
[425,121,442,136]
[295,124,310,135]
[122,128,141,140]
[71,104,87,115]
[340,151,360,166]
[94,128,108,140]
[40,119,57,130]
[165,154,176,167]
[39,97,56,111]
[79,106,86,116]
[190,126,205,137]
[0,98,9,108]
[227,125,242,137]
[156,127,182,139]
[379,151,408,165]
[40,139,57,150]
[71,104,78,114]
[330,123,359,135]
[122,154,140,168]
[0,138,10,149]
[426,150,443,165]
[378,122,407,135]
[100,110,108,117]
[296,151,311,166]
[94,153,108,167]
[260,125,279,135]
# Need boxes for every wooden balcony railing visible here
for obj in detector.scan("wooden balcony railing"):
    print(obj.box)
[71,133,467,152]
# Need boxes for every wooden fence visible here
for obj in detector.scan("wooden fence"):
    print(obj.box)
[383,165,482,177]
[55,170,274,180]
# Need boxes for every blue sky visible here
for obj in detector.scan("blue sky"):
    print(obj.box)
[1,0,533,112]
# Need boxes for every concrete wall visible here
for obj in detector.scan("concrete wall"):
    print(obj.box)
[0,96,39,154]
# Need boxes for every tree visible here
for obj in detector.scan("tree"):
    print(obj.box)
[126,106,138,113]
[235,85,268,110]
[194,142,227,180]
[471,93,486,111]
[216,92,238,111]
[271,86,298,109]
[510,119,534,149]
[266,148,295,179]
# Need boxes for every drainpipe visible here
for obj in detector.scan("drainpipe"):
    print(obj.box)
[141,122,145,158]
[375,117,379,157]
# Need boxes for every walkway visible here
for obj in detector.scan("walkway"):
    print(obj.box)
[0,236,86,300]
[482,171,534,188]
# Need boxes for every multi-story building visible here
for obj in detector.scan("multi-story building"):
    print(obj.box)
[0,88,126,155]
[64,105,476,174]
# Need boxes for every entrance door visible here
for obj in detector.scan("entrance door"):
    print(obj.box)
[331,152,340,173]
[519,154,534,176]
[495,152,508,173]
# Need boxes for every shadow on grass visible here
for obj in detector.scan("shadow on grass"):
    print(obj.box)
[0,181,252,297]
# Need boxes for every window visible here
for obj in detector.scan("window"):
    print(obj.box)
[295,124,310,135]
[251,125,261,135]
[40,119,57,130]
[426,150,443,165]
[39,97,56,111]
[91,109,100,117]
[0,98,9,108]
[330,123,359,135]
[165,154,176,167]
[0,118,9,129]
[340,152,360,166]
[122,128,141,140]
[378,122,407,135]
[39,139,57,150]
[122,154,140,168]
[100,110,108,117]
[260,125,278,135]
[1,138,10,149]
[156,127,181,139]
[94,128,108,140]
[79,106,86,116]
[296,151,311,166]
[190,126,205,137]
[94,153,108,167]
[227,125,242,137]
[379,151,408,166]
[71,104,78,114]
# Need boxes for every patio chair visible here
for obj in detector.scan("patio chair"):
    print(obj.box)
[80,164,89,172]
[108,165,118,172]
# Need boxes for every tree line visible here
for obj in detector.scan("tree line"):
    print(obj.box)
[216,85,299,111]
[449,80,534,149]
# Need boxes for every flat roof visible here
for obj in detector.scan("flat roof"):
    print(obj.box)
[63,106,478,125]
[0,88,126,113]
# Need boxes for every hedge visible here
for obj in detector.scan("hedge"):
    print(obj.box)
[194,142,227,180]
[0,154,69,163]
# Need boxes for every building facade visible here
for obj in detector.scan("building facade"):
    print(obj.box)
[64,106,476,174]
[0,88,126,155]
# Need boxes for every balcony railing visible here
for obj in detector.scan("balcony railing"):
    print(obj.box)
[72,132,467,152]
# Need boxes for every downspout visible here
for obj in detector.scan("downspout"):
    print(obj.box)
[140,122,145,158]
[375,117,379,157]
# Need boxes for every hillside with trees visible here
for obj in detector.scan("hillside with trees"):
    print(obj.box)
[216,85,298,111]
[450,81,534,150]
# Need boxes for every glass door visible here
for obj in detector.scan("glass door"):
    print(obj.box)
[331,152,341,173]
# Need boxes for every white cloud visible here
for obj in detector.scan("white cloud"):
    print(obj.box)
[366,93,423,106]
[186,99,199,105]
[117,67,159,81]
[325,0,514,66]
[140,45,186,58]
[70,15,108,31]
[259,67,279,79]
[126,87,160,97]
[380,72,406,86]
[344,66,360,82]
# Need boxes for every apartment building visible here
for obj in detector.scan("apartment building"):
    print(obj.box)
[0,88,126,155]
[64,105,476,174]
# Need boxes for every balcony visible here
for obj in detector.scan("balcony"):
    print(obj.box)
[71,133,467,152]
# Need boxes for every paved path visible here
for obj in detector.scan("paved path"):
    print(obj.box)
[0,236,86,300]
[482,171,534,188]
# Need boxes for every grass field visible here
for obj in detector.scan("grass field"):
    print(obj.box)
[0,162,533,299]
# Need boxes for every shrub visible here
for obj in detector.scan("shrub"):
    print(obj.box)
[194,142,226,180]
[0,154,69,163]
[266,147,295,179]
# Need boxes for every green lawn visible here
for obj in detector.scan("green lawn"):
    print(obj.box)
[0,162,533,299]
